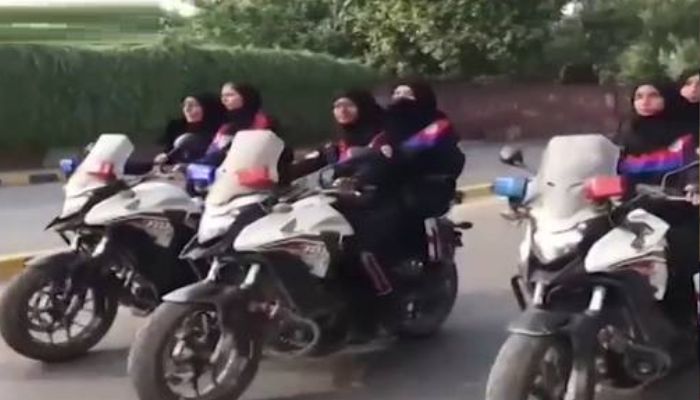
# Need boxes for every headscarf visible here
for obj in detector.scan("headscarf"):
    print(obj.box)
[621,80,688,156]
[224,82,264,132]
[333,89,384,146]
[161,92,226,151]
[384,80,442,143]
[675,68,700,132]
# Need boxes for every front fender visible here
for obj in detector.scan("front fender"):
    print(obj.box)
[163,280,243,307]
[25,250,90,276]
[509,308,602,399]
[22,250,113,290]
[508,308,572,337]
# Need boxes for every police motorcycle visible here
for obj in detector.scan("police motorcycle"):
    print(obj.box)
[0,133,216,362]
[485,134,699,400]
[127,130,470,400]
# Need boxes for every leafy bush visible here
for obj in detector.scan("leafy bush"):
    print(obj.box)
[0,42,379,150]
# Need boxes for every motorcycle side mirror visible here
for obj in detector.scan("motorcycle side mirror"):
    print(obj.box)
[172,133,199,152]
[167,133,207,162]
[499,145,525,167]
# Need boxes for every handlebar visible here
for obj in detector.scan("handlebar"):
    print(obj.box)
[319,185,375,200]
[635,183,699,204]
[122,163,186,187]
[277,176,375,205]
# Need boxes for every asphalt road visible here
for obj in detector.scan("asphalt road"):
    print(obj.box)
[0,199,696,400]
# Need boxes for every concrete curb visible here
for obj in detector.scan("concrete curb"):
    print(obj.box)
[0,169,62,188]
[456,183,493,202]
[0,183,494,282]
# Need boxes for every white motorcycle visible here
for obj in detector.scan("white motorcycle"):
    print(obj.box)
[0,133,210,362]
[485,134,698,400]
[127,130,470,400]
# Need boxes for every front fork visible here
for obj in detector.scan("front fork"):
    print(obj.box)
[514,279,604,400]
[694,273,699,327]
[563,286,606,400]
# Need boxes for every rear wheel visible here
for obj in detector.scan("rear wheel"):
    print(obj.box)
[396,261,458,339]
[486,335,575,400]
[0,256,118,362]
[128,302,261,400]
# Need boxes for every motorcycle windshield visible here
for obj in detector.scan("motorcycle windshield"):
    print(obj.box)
[531,134,620,230]
[64,134,134,197]
[206,130,285,206]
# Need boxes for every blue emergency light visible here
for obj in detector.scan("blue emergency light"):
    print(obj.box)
[186,163,216,186]
[59,158,79,178]
[492,176,529,203]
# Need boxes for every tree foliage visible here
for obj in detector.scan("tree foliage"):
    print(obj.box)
[180,0,698,82]
[185,0,353,56]
[183,0,566,78]
[548,0,700,82]
[343,0,567,77]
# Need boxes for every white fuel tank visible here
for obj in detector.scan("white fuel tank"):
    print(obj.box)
[84,181,200,226]
[234,194,353,251]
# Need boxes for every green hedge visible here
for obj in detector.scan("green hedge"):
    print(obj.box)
[0,42,380,150]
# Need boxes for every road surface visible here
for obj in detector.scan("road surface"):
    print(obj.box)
[0,199,696,400]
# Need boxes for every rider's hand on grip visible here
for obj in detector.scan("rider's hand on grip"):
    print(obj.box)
[684,185,700,205]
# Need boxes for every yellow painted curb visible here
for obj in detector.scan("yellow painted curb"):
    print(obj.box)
[457,183,493,201]
[0,169,63,188]
[0,252,34,282]
[0,249,64,282]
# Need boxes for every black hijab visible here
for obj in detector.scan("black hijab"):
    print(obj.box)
[676,68,700,131]
[334,89,384,146]
[385,80,442,143]
[161,92,226,151]
[225,82,263,131]
[621,80,687,156]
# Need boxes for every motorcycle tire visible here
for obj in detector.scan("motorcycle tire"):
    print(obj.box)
[396,261,458,339]
[485,334,582,400]
[128,302,261,400]
[0,253,118,362]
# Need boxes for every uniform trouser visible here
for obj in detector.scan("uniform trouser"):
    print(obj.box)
[339,194,408,295]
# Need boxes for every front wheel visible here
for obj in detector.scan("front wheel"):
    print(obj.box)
[128,302,261,400]
[0,254,118,362]
[486,335,575,400]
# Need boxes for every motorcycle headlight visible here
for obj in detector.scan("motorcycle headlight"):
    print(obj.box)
[532,225,585,264]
